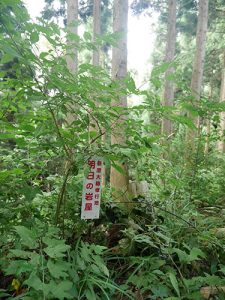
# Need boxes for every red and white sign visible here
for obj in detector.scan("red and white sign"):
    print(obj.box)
[81,157,103,219]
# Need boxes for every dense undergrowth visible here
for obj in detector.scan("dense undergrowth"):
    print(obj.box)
[1,134,225,300]
[1,1,225,299]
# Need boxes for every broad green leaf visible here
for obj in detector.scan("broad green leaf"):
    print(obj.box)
[5,260,34,275]
[51,280,73,299]
[30,31,39,43]
[24,273,42,291]
[170,114,196,129]
[83,31,92,41]
[9,249,37,259]
[98,263,109,277]
[172,248,189,263]
[111,162,126,175]
[91,264,101,275]
[125,76,136,93]
[92,245,107,255]
[44,244,70,258]
[151,62,172,77]
[14,226,37,249]
[1,44,21,58]
[220,265,225,275]
[168,273,180,297]
[0,133,15,139]
[189,248,206,261]
[1,53,14,64]
[151,285,169,298]
[181,103,199,116]
[47,259,70,279]
[85,288,97,300]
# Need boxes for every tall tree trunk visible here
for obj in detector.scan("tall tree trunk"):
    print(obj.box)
[92,0,101,66]
[191,0,208,100]
[162,0,176,136]
[218,51,225,153]
[90,0,101,132]
[66,0,78,73]
[187,0,208,142]
[66,0,78,125]
[91,0,107,186]
[92,0,108,187]
[90,0,101,131]
[110,0,129,201]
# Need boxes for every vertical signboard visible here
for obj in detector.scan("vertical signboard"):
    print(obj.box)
[81,157,103,219]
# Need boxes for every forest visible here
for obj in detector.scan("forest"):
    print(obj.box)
[1,0,225,299]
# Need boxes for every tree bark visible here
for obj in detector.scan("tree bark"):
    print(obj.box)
[217,51,225,153]
[66,0,78,125]
[162,0,176,136]
[66,0,78,73]
[92,0,101,66]
[110,0,129,201]
[187,0,208,143]
[190,0,208,101]
[91,0,107,186]
[90,0,101,131]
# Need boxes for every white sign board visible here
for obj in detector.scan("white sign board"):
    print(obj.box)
[81,157,103,219]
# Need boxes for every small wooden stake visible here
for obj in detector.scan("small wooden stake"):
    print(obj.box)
[200,286,225,299]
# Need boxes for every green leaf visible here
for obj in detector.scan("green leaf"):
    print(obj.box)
[9,249,36,259]
[99,264,109,277]
[5,260,34,275]
[151,285,169,298]
[91,264,101,275]
[44,244,70,258]
[14,226,37,249]
[83,31,92,41]
[1,53,13,64]
[172,248,189,263]
[151,78,162,88]
[47,259,70,279]
[1,44,21,58]
[181,103,199,116]
[168,272,180,297]
[92,245,107,255]
[125,76,136,93]
[111,162,126,175]
[30,31,39,43]
[189,248,206,261]
[0,133,15,139]
[151,62,172,77]
[219,265,225,275]
[0,289,10,297]
[51,280,73,299]
[24,273,42,291]
[86,287,97,300]
[170,114,196,129]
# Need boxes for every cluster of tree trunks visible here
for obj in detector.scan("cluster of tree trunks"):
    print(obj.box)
[66,0,130,200]
[65,0,225,201]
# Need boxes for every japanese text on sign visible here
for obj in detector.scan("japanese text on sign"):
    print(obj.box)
[81,157,103,219]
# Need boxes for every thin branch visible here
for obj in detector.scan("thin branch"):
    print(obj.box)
[55,162,72,224]
[47,105,72,158]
